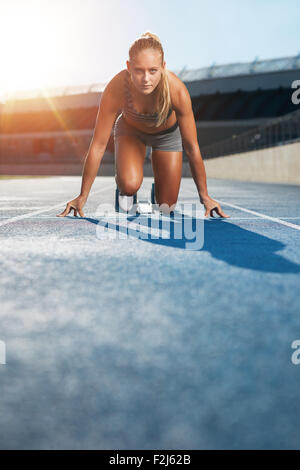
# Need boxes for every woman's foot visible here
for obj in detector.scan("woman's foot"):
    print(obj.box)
[118,193,134,212]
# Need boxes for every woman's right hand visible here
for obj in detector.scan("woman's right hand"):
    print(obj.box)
[56,195,87,217]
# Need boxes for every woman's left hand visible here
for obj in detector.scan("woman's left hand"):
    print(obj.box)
[201,195,230,218]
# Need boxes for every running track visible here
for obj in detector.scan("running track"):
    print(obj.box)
[0,175,299,449]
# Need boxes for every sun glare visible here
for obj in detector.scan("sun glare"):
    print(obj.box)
[0,3,72,100]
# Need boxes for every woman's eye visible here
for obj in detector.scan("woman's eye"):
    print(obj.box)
[136,69,157,73]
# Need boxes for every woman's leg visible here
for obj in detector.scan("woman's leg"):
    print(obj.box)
[151,150,182,211]
[114,135,147,195]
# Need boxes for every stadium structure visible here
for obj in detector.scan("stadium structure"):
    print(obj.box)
[0,54,299,176]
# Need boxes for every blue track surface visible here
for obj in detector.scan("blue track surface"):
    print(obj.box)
[0,175,299,450]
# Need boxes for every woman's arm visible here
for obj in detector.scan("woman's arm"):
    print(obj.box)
[80,78,121,198]
[57,75,121,217]
[174,79,230,218]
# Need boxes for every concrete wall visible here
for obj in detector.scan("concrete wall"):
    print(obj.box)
[196,141,300,184]
[1,142,299,185]
[0,162,153,177]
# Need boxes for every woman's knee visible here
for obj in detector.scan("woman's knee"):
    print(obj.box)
[115,175,143,195]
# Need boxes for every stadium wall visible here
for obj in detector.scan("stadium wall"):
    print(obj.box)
[1,140,299,184]
[189,140,300,184]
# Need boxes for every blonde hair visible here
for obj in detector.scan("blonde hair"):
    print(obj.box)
[128,31,171,128]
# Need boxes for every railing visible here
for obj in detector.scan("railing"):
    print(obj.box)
[200,109,300,159]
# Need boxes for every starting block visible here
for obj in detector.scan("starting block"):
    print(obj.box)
[137,201,153,214]
[115,184,156,215]
[135,182,157,213]
[137,184,156,214]
[115,183,173,216]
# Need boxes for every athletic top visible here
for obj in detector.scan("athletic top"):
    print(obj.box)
[123,70,173,124]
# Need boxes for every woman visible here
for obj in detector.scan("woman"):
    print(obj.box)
[57,32,230,219]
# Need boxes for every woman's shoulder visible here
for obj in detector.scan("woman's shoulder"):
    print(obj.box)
[104,69,187,110]
[101,70,127,100]
[99,70,127,112]
[167,70,189,112]
[104,70,126,93]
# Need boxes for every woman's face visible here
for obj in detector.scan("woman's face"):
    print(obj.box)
[127,48,165,96]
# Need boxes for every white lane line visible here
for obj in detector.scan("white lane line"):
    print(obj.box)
[0,197,34,201]
[214,200,300,230]
[183,190,300,231]
[0,206,49,210]
[0,216,299,222]
[0,183,114,228]
[93,213,183,224]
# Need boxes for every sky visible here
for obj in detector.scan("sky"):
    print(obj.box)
[0,0,299,99]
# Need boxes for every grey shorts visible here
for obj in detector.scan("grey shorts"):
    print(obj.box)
[114,113,183,152]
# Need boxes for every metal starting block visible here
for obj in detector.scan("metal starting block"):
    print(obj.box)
[136,184,157,214]
[115,183,163,215]
[136,200,153,214]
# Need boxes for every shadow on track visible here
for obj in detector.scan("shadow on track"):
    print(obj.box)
[68,212,300,274]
